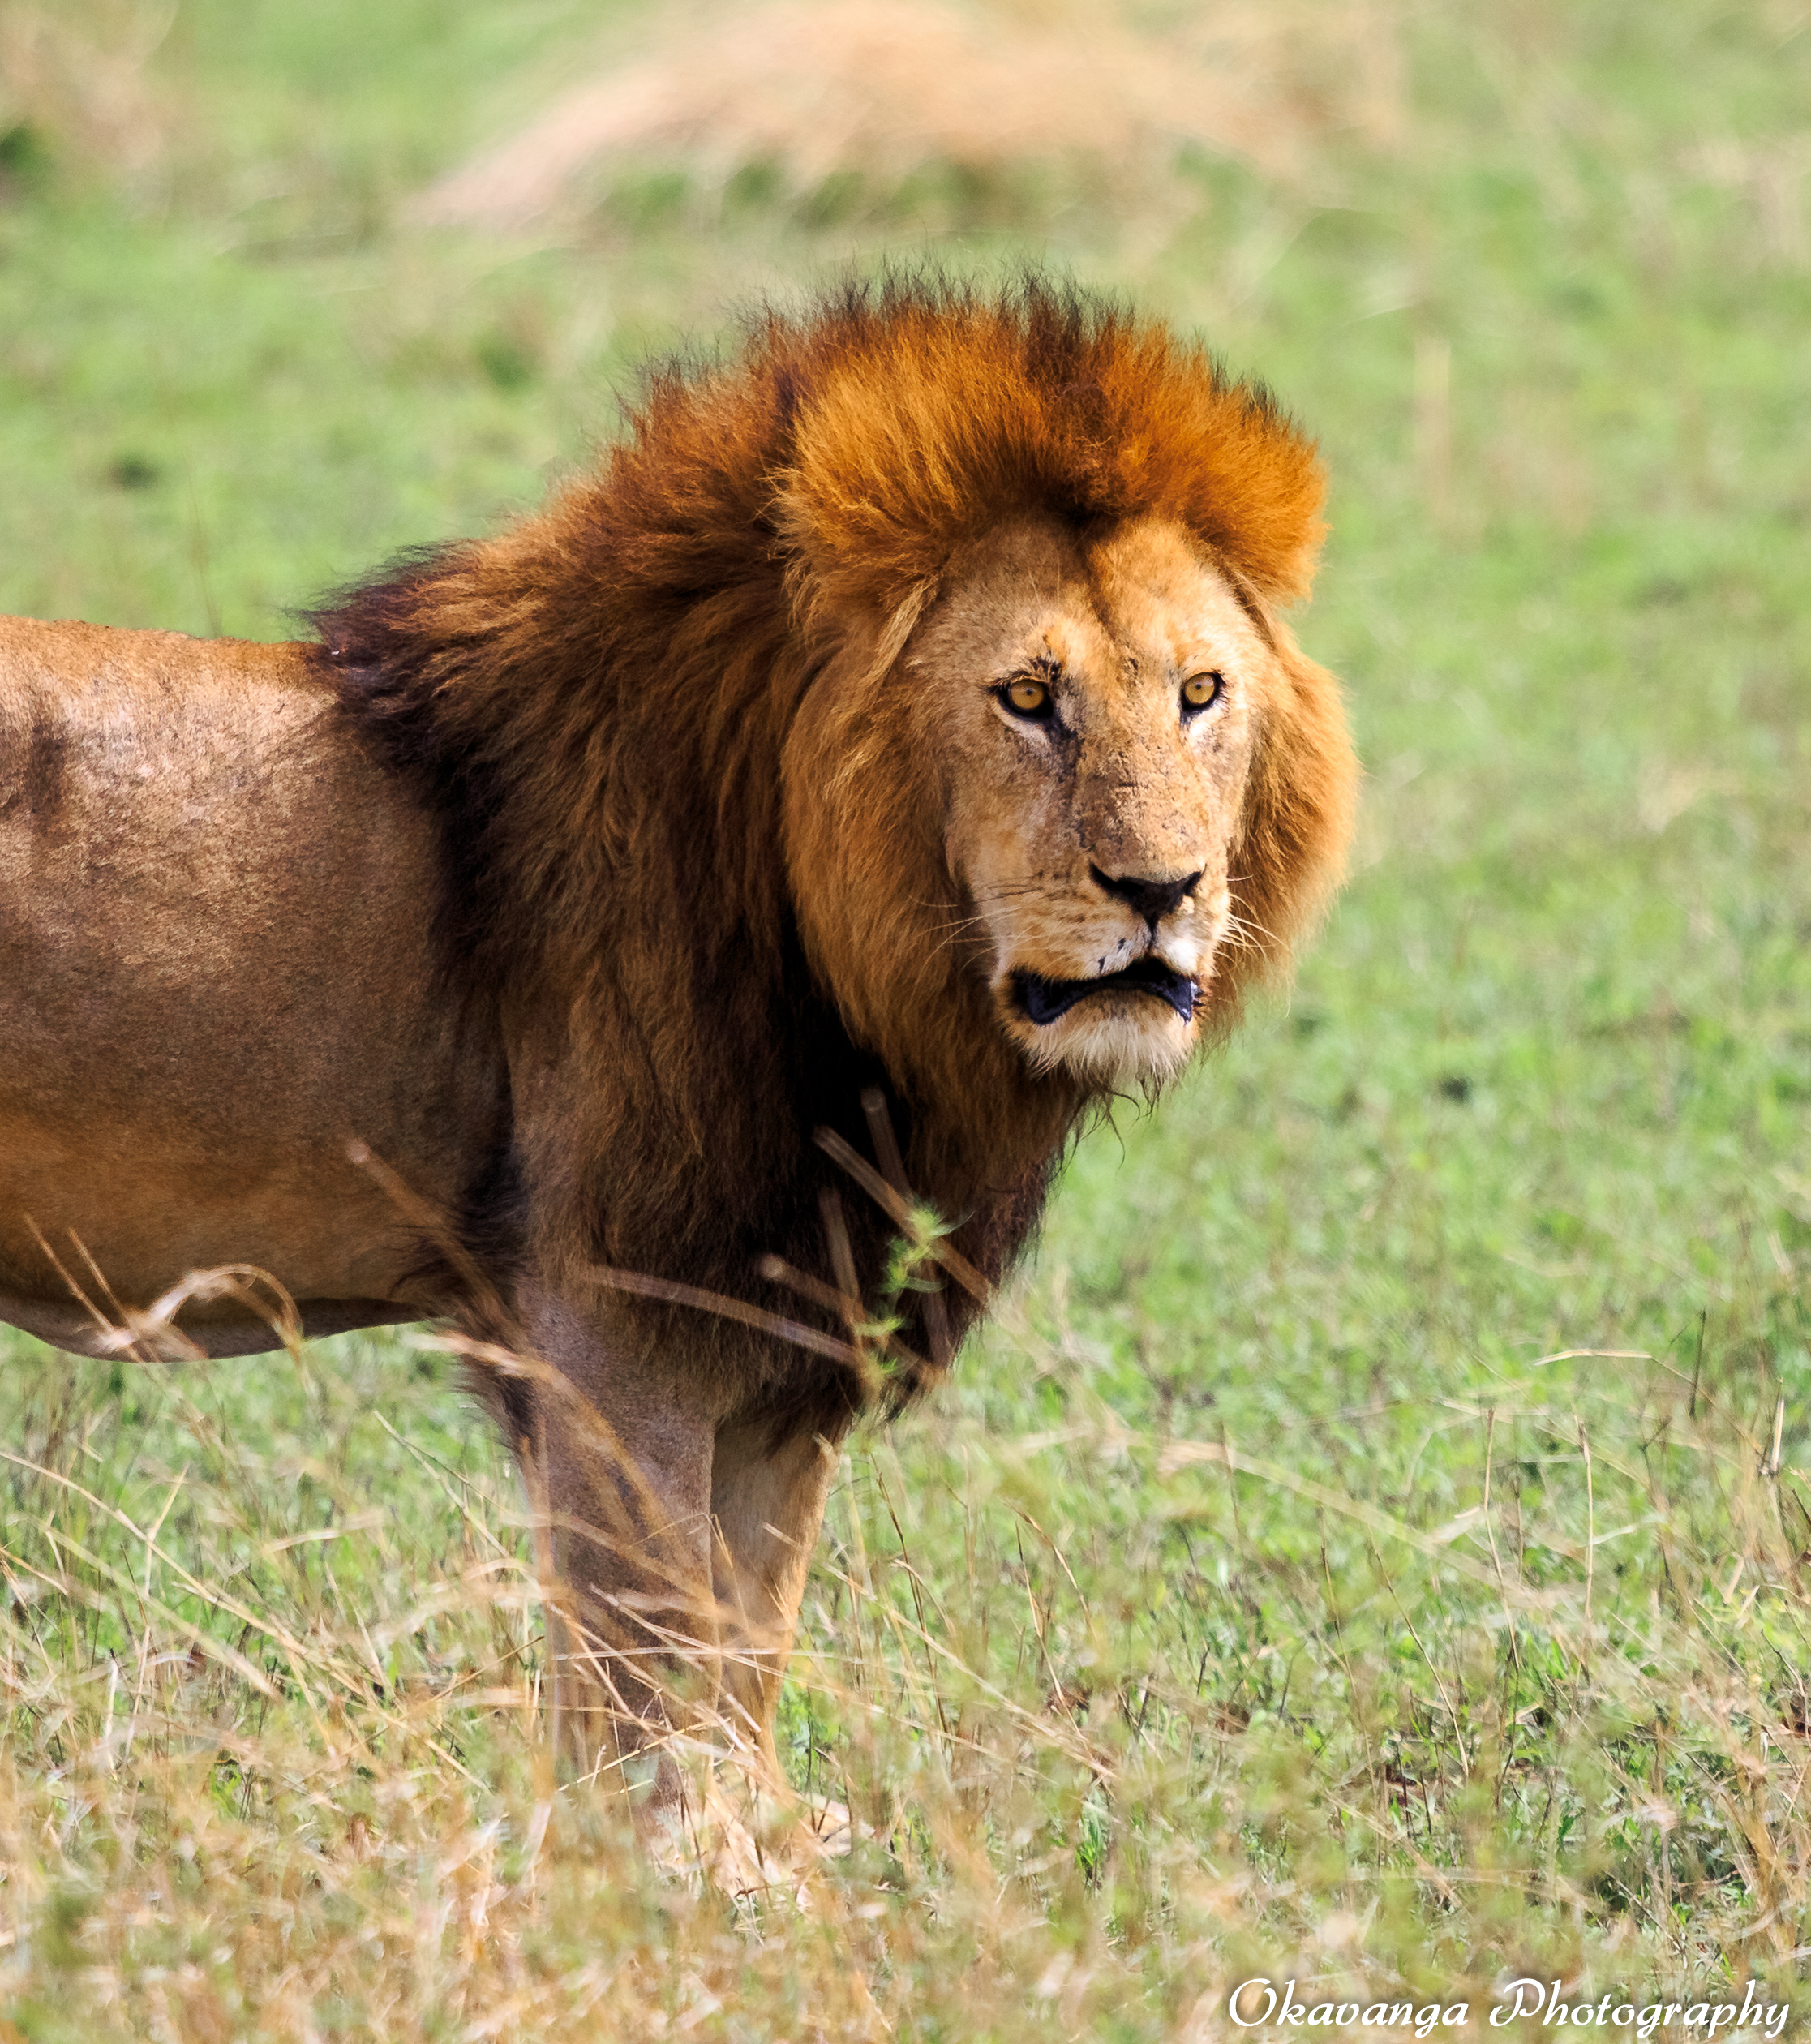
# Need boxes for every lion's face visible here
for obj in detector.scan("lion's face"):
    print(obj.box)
[916,517,1272,1090]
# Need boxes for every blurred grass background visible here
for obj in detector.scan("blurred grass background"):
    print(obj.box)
[1,1,1809,2037]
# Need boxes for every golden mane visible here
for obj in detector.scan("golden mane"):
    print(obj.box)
[313,274,1353,1427]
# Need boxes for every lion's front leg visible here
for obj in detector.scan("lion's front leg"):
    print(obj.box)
[517,1286,723,1805]
[709,1415,842,1774]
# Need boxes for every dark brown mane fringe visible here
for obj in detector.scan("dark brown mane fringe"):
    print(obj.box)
[307,272,1343,1425]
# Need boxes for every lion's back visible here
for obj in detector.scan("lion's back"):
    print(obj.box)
[0,616,415,991]
[0,616,506,1315]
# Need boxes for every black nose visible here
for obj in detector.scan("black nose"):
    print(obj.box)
[1089,864,1203,927]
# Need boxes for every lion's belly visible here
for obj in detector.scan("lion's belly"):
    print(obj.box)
[0,616,507,1344]
[0,1114,427,1315]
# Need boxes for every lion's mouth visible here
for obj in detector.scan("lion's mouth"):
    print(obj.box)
[1012,957,1199,1027]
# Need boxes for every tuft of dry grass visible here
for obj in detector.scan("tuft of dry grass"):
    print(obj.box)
[414,0,1409,231]
[0,0,170,191]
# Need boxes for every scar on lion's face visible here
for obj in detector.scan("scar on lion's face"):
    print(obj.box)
[916,515,1271,1089]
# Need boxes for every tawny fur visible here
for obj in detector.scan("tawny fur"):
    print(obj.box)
[1,275,1355,1790]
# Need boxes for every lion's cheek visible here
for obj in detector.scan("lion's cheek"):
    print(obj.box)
[946,779,1070,956]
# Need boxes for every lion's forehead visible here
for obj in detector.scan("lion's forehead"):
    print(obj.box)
[939,516,1265,708]
[1084,527,1264,671]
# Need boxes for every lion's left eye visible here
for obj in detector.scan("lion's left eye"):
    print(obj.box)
[999,677,1053,719]
[1181,672,1224,716]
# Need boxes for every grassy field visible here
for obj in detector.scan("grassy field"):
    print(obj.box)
[2,1,1809,2036]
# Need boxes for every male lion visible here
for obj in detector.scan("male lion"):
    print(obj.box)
[0,278,1354,1796]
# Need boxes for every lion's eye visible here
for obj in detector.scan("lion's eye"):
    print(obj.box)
[1000,677,1052,719]
[1181,672,1224,716]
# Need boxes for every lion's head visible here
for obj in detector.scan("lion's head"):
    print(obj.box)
[893,515,1279,1089]
[769,282,1354,1115]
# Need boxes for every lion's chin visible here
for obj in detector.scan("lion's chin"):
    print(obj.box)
[1002,989,1196,1089]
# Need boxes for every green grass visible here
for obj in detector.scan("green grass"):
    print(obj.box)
[2,1,1809,2036]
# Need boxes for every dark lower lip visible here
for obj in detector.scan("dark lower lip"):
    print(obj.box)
[1013,958,1199,1026]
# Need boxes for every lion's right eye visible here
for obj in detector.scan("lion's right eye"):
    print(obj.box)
[1000,677,1052,719]
[1181,672,1225,715]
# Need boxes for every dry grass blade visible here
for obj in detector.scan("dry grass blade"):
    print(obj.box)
[1158,1432,1546,1607]
[582,1260,869,1372]
[815,1127,989,1302]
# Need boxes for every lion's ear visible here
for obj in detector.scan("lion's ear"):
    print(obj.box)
[862,580,936,685]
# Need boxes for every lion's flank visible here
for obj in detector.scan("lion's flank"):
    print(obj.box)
[308,273,1350,1416]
